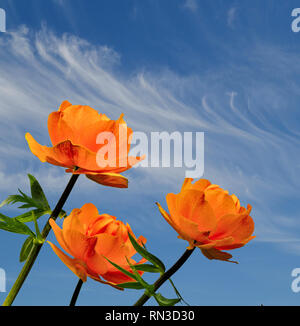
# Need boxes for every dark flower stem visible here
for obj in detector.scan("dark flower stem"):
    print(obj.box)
[69,279,83,306]
[134,246,196,306]
[2,173,80,306]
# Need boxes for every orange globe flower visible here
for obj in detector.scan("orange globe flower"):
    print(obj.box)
[48,203,147,286]
[157,178,255,263]
[25,101,144,188]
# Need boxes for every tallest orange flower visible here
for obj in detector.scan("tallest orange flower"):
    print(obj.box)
[25,101,144,188]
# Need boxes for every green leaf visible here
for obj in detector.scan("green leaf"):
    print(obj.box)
[153,293,181,306]
[19,236,34,262]
[0,175,50,211]
[168,278,189,306]
[0,213,34,236]
[27,174,50,210]
[128,232,166,273]
[17,189,40,209]
[117,282,145,290]
[0,175,52,237]
[105,257,154,293]
[32,212,44,243]
[124,257,151,290]
[14,208,50,223]
[0,190,39,210]
[33,212,39,235]
[134,264,161,273]
[0,194,25,208]
[104,257,139,282]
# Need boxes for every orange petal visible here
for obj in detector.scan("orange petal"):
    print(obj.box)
[26,134,100,170]
[102,270,137,284]
[204,188,236,220]
[214,236,255,250]
[200,247,238,264]
[181,178,211,192]
[209,214,244,240]
[47,241,87,282]
[49,218,71,255]
[88,273,124,290]
[48,111,73,146]
[157,200,207,248]
[75,203,100,234]
[180,178,193,191]
[87,215,115,237]
[156,201,180,234]
[63,229,90,261]
[62,208,80,231]
[93,233,127,266]
[86,172,128,188]
[61,211,90,260]
[57,104,117,152]
[176,215,210,247]
[65,155,145,174]
[230,215,255,243]
[197,236,235,249]
[176,190,216,232]
[231,194,241,212]
[85,250,109,275]
[59,100,72,111]
[25,133,59,164]
[210,212,254,242]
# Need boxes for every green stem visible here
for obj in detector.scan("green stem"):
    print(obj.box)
[134,247,196,306]
[2,173,80,306]
[69,279,83,306]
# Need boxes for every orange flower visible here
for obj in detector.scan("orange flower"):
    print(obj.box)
[48,203,147,286]
[157,178,255,263]
[25,101,144,188]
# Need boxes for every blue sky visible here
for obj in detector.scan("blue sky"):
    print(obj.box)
[0,0,300,306]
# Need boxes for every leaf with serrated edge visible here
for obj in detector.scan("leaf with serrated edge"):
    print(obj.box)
[0,213,34,236]
[27,174,50,209]
[15,209,50,223]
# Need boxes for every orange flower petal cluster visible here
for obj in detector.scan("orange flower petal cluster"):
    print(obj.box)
[157,178,255,263]
[48,203,147,286]
[25,101,144,188]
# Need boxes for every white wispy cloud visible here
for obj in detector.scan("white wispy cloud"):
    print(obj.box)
[52,0,66,6]
[0,26,299,251]
[183,0,198,13]
[227,7,237,28]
